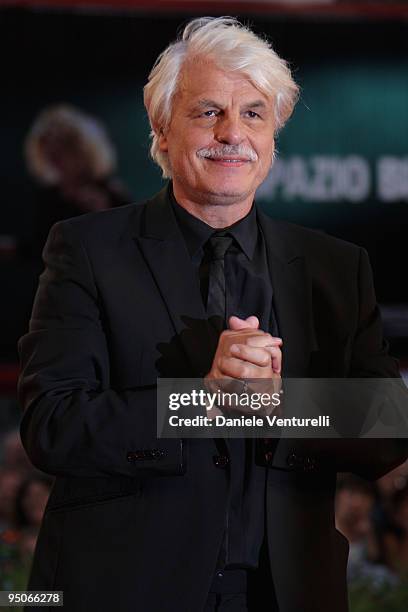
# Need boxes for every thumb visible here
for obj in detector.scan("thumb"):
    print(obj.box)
[228,315,260,330]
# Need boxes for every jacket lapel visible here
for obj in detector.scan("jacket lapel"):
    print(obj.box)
[134,185,217,377]
[257,209,318,377]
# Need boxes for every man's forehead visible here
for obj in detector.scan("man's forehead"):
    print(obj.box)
[176,57,271,105]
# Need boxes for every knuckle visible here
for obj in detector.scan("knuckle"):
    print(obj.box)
[237,344,247,356]
[240,364,251,379]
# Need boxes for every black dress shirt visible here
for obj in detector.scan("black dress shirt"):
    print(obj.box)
[170,187,278,569]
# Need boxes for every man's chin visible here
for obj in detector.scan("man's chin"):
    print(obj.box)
[204,193,250,206]
[199,182,254,205]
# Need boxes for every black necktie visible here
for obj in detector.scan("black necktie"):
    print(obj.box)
[205,231,233,334]
[205,231,246,569]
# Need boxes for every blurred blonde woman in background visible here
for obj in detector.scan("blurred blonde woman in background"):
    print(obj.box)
[24,104,131,256]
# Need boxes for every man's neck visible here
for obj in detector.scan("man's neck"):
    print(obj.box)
[172,183,254,229]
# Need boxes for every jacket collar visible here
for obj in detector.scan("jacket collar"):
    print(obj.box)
[135,184,217,377]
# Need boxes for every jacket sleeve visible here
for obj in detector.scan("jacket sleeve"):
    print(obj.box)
[331,247,408,480]
[17,220,184,478]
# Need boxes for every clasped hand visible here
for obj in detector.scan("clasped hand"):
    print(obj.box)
[204,315,282,417]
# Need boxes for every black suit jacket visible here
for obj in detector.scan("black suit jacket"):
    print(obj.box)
[17,184,408,612]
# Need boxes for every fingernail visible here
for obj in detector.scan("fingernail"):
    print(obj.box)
[230,344,240,354]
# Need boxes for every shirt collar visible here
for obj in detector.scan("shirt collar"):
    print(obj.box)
[170,185,258,261]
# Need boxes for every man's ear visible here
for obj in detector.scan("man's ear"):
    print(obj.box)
[157,126,168,153]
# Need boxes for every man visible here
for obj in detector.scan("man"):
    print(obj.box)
[18,16,407,612]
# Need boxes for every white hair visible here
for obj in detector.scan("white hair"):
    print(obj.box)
[24,104,117,186]
[144,16,299,178]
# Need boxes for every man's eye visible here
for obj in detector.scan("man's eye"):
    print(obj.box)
[246,110,260,119]
[202,110,218,117]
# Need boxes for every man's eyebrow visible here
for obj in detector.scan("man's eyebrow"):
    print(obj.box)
[242,100,268,110]
[191,98,269,111]
[195,99,224,109]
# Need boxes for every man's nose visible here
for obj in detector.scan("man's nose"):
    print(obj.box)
[214,115,244,145]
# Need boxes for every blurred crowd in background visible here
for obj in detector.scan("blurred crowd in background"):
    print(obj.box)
[0,430,53,590]
[1,1,407,609]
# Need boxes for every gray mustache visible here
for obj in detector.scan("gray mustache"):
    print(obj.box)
[197,145,258,162]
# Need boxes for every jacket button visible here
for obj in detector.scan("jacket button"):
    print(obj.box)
[264,451,274,464]
[286,452,298,468]
[213,455,229,468]
[303,457,316,472]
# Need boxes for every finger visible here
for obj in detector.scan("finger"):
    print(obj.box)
[264,346,282,374]
[244,334,282,348]
[244,316,260,328]
[230,344,282,374]
[228,315,259,331]
[230,344,271,367]
[218,356,271,380]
